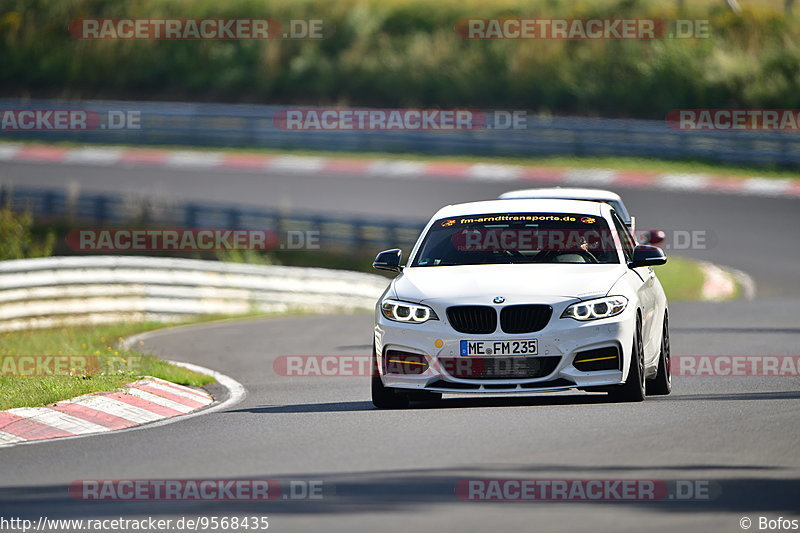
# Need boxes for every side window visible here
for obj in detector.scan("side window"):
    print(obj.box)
[611,211,634,263]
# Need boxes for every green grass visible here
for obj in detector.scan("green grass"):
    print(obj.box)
[655,256,707,301]
[0,321,216,410]
[0,309,321,410]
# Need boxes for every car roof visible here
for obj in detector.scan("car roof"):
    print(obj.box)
[498,187,623,202]
[432,198,607,219]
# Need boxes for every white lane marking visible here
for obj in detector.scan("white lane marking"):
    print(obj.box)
[563,168,617,185]
[148,377,212,400]
[267,155,325,172]
[0,430,26,444]
[0,144,22,160]
[0,360,244,449]
[658,173,711,190]
[167,360,247,415]
[740,178,793,196]
[7,408,109,435]
[4,141,796,199]
[367,160,425,178]
[67,395,165,424]
[142,380,213,404]
[63,147,123,165]
[699,262,737,301]
[165,151,223,168]
[123,387,195,413]
[467,164,524,181]
[727,267,757,300]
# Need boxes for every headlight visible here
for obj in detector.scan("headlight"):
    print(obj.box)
[381,300,439,324]
[561,296,628,321]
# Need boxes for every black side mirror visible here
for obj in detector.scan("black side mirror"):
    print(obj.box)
[373,249,403,272]
[629,244,667,268]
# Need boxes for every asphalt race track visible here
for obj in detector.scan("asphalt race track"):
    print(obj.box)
[1,160,799,532]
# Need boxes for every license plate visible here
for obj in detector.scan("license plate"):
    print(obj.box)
[460,339,538,356]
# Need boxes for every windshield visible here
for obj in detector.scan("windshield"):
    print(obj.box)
[411,212,619,266]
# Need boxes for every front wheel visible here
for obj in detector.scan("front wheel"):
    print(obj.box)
[608,316,646,403]
[647,313,672,396]
[371,376,410,409]
[371,346,410,409]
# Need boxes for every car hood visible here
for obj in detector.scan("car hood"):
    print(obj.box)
[392,264,626,303]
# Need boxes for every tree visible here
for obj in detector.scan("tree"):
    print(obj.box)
[0,208,56,261]
[724,0,742,13]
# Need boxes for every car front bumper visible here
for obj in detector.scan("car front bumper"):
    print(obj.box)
[374,300,635,394]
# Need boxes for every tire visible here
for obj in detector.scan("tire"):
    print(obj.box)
[646,313,672,396]
[608,315,646,403]
[371,346,409,409]
[408,390,443,403]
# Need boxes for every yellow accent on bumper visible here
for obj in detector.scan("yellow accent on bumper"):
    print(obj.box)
[574,355,617,363]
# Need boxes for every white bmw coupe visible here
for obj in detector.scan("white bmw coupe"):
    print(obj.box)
[371,198,671,408]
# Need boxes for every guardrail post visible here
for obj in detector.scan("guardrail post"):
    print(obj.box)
[353,220,366,253]
[42,190,56,216]
[247,116,258,146]
[226,208,242,230]
[574,129,585,156]
[781,136,793,167]
[93,195,110,223]
[390,225,403,249]
[185,204,199,228]
[310,217,323,250]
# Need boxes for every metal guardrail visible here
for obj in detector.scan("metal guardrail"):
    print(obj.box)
[0,186,425,253]
[0,256,389,332]
[1,99,798,168]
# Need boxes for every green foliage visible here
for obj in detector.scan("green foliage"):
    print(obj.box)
[0,208,56,260]
[654,256,707,301]
[1,0,797,117]
[215,249,275,265]
[0,322,214,410]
